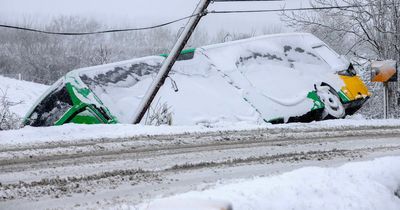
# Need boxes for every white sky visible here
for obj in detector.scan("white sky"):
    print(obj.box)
[0,0,309,34]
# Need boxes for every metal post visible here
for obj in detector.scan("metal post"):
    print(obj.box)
[383,82,389,119]
[131,0,211,124]
[18,73,22,80]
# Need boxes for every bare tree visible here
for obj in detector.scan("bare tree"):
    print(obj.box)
[0,88,21,130]
[90,44,112,65]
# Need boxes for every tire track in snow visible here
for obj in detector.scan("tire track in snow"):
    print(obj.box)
[2,124,400,152]
[1,145,399,201]
[1,126,400,168]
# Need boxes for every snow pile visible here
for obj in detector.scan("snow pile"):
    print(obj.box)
[0,76,48,117]
[137,156,400,210]
[2,118,400,146]
[76,33,347,125]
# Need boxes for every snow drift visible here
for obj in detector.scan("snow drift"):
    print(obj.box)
[137,156,400,210]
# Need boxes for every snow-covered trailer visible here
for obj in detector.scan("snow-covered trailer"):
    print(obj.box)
[23,33,370,126]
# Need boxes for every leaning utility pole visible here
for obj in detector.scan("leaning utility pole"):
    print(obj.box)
[131,0,211,124]
[131,0,282,124]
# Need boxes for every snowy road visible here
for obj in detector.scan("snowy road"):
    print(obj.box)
[1,124,400,209]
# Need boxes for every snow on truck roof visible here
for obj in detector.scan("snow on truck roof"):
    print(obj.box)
[69,33,324,74]
[202,32,324,50]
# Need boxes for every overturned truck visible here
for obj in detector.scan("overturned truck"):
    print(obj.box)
[24,33,370,127]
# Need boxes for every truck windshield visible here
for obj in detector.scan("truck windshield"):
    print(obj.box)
[25,81,73,127]
[78,58,163,123]
[312,45,344,70]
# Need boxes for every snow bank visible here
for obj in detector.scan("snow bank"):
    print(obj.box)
[0,76,48,117]
[0,121,262,145]
[137,156,400,210]
[2,118,400,146]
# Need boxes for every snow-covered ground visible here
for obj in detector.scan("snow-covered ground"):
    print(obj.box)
[1,123,399,210]
[136,156,400,210]
[0,76,48,117]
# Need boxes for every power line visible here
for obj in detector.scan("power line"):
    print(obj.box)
[0,14,198,36]
[209,3,392,14]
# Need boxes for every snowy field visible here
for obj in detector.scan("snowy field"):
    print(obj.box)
[135,156,400,210]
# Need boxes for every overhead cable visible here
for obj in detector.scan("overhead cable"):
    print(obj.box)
[209,3,393,14]
[0,14,198,36]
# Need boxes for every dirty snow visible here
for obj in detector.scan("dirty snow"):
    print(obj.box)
[0,76,48,117]
[136,156,400,210]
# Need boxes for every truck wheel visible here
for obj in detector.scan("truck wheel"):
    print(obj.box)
[317,86,345,119]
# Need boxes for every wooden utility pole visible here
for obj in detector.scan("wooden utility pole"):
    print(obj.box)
[131,0,211,124]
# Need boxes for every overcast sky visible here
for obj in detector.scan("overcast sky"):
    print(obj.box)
[0,0,309,34]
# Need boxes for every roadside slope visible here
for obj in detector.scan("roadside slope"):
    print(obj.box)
[0,76,48,117]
